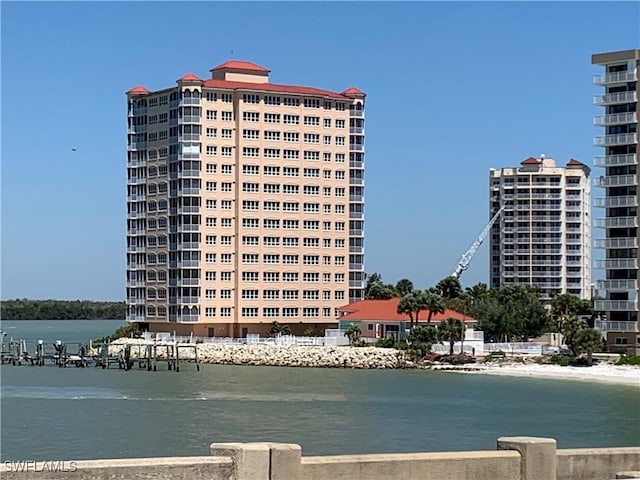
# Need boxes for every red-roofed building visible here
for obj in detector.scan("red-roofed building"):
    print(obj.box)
[125,61,366,337]
[336,298,476,340]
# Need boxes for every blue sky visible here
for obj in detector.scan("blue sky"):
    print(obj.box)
[1,1,639,301]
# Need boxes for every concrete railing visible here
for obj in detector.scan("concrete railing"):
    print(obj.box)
[3,437,639,480]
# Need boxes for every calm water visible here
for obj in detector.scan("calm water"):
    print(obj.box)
[1,320,639,461]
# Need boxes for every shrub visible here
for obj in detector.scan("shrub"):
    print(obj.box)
[375,337,396,348]
[616,355,640,366]
[394,340,409,350]
[549,355,573,366]
[94,323,140,344]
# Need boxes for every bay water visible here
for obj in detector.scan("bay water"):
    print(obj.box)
[1,320,639,461]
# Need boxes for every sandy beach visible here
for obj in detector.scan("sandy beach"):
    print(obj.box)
[454,363,640,386]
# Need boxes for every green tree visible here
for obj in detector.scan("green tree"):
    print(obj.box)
[424,289,445,324]
[364,273,396,300]
[397,291,428,328]
[407,325,439,357]
[270,321,291,336]
[438,318,464,355]
[395,278,414,297]
[574,328,603,366]
[560,315,588,356]
[436,276,463,299]
[344,323,362,346]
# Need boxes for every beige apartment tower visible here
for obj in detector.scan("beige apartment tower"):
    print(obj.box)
[592,49,639,352]
[489,156,591,305]
[126,61,366,337]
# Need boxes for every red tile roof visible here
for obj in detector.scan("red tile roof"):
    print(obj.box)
[178,73,202,82]
[211,60,270,73]
[520,157,541,165]
[342,87,365,96]
[126,85,150,95]
[337,298,476,324]
[567,158,585,166]
[202,78,349,99]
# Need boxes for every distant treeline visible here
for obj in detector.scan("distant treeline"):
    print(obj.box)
[0,300,126,320]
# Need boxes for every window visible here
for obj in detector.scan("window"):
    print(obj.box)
[324,153,332,163]
[242,253,258,264]
[304,133,320,144]
[303,255,319,265]
[243,165,260,175]
[304,220,319,230]
[303,238,319,247]
[205,307,216,317]
[206,163,217,173]
[335,291,345,300]
[335,153,345,163]
[304,98,320,108]
[264,166,280,176]
[206,146,217,156]
[323,272,331,282]
[263,290,280,301]
[323,291,331,300]
[221,253,232,264]
[323,256,331,265]
[221,164,232,174]
[284,97,300,107]
[283,167,299,177]
[264,272,280,282]
[205,271,216,281]
[243,218,259,228]
[324,118,331,128]
[264,254,280,264]
[264,113,281,123]
[335,204,345,214]
[283,150,299,160]
[243,182,259,193]
[335,273,345,282]
[264,131,280,141]
[221,93,233,103]
[206,217,217,227]
[243,200,259,211]
[323,136,331,145]
[264,219,280,229]
[221,146,232,157]
[283,307,298,317]
[283,185,299,195]
[336,119,345,128]
[283,272,298,282]
[264,183,280,194]
[303,290,319,300]
[243,129,259,139]
[243,94,260,104]
[283,237,299,247]
[304,185,319,196]
[284,114,299,125]
[283,201,299,212]
[335,239,345,248]
[323,238,331,248]
[221,289,232,298]
[303,272,319,282]
[206,289,217,299]
[206,181,217,192]
[243,235,259,246]
[304,202,319,213]
[335,256,345,265]
[242,307,258,318]
[242,272,259,282]
[264,236,280,246]
[283,219,299,229]
[335,222,345,231]
[283,254,298,264]
[304,151,319,161]
[264,96,280,105]
[335,187,345,197]
[221,200,232,210]
[206,235,216,245]
[336,102,345,111]
[242,289,258,299]
[264,201,280,211]
[206,92,217,102]
[335,136,345,146]
[221,235,232,245]
[221,218,232,228]
[304,168,319,178]
[304,116,320,126]
[206,253,216,263]
[283,290,299,300]
[243,147,259,157]
[264,149,280,159]
[222,111,233,121]
[284,132,299,142]
[221,307,231,317]
[323,308,331,318]
[323,221,331,231]
[243,112,259,122]
[206,110,217,120]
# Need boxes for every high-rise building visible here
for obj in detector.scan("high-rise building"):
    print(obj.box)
[489,156,591,306]
[126,61,366,337]
[592,49,639,352]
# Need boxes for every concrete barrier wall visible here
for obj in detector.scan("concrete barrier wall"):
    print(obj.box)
[1,456,234,480]
[557,447,640,480]
[301,451,521,480]
[3,438,639,480]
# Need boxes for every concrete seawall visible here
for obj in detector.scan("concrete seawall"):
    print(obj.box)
[3,437,639,480]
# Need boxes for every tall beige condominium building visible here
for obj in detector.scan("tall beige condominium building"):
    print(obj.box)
[489,156,591,306]
[592,49,639,351]
[126,61,366,337]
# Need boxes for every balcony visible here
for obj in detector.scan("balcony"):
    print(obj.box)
[179,97,201,106]
[594,195,637,208]
[127,212,146,219]
[594,154,638,167]
[127,194,145,202]
[127,245,145,253]
[597,279,638,291]
[594,217,638,228]
[176,188,201,196]
[594,133,637,147]
[128,142,147,151]
[128,228,146,235]
[594,320,639,332]
[128,125,148,134]
[349,228,364,237]
[349,109,364,118]
[349,279,364,288]
[350,177,364,186]
[349,245,364,254]
[170,314,200,322]
[594,258,638,269]
[178,134,201,142]
[178,115,201,124]
[594,237,638,249]
[349,194,364,202]
[349,263,365,271]
[349,126,364,134]
[594,174,638,187]
[128,298,146,305]
[593,112,637,126]
[594,300,639,312]
[128,159,147,168]
[130,107,147,116]
[170,296,200,304]
[177,260,201,268]
[126,280,146,287]
[128,177,147,185]
[350,160,364,169]
[349,211,364,220]
[349,144,364,152]
[179,152,201,160]
[594,91,637,105]
[594,70,638,84]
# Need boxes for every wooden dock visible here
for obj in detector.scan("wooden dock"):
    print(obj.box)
[1,338,199,372]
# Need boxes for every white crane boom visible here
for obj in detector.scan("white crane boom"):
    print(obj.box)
[451,206,505,279]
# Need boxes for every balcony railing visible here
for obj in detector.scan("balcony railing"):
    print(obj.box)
[350,177,364,186]
[593,70,638,84]
[128,159,147,168]
[349,144,364,152]
[594,237,638,249]
[169,314,200,322]
[594,195,637,208]
[594,174,638,187]
[349,194,364,202]
[597,279,638,291]
[349,245,364,254]
[350,160,364,169]
[594,300,639,312]
[594,217,638,228]
[594,258,638,269]
[594,91,637,105]
[349,263,365,271]
[127,245,145,253]
[178,115,201,124]
[349,109,364,118]
[126,280,146,287]
[127,212,146,219]
[179,97,201,106]
[128,228,146,235]
[349,127,364,134]
[128,177,147,185]
[349,211,364,220]
[178,134,201,142]
[593,112,637,126]
[169,296,200,304]
[594,320,638,332]
[593,133,637,147]
[594,154,638,167]
[128,142,147,151]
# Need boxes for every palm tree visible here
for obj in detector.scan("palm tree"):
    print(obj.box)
[438,318,464,355]
[344,323,362,346]
[270,321,291,336]
[424,289,445,324]
[574,328,603,366]
[436,276,462,299]
[395,278,414,297]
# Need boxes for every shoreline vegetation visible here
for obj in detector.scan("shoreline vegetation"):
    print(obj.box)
[0,300,125,320]
[102,339,640,387]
